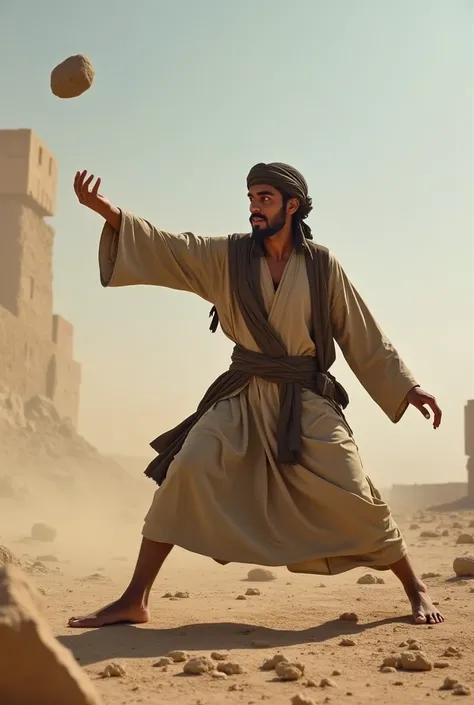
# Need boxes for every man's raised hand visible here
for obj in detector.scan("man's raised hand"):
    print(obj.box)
[74,170,111,214]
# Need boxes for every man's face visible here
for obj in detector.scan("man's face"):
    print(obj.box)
[248,184,291,241]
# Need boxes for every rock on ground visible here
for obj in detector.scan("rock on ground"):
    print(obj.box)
[453,555,474,577]
[456,533,474,545]
[247,568,276,581]
[0,564,102,705]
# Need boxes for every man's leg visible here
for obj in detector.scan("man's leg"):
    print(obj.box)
[389,554,444,624]
[68,539,173,628]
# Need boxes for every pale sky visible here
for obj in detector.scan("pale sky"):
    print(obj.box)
[1,0,472,487]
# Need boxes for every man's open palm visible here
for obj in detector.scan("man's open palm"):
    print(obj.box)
[74,170,110,214]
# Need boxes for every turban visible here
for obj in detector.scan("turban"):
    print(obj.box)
[246,161,313,240]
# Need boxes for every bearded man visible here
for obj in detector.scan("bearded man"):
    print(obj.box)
[68,162,443,628]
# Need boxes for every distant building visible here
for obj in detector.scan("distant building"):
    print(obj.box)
[0,128,80,426]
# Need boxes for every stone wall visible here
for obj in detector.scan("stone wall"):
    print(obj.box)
[0,200,22,316]
[0,199,81,426]
[0,306,52,401]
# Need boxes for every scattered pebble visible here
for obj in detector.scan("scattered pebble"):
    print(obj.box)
[320,678,336,688]
[262,654,288,671]
[245,587,261,596]
[100,662,126,678]
[167,650,188,663]
[211,651,227,661]
[228,683,244,692]
[236,595,247,600]
[381,655,401,669]
[275,661,305,681]
[357,574,378,585]
[399,651,432,671]
[247,568,276,582]
[454,685,471,696]
[152,657,172,667]
[340,639,355,647]
[457,533,474,545]
[183,656,214,675]
[217,661,244,675]
[440,676,460,690]
[339,612,358,622]
[291,694,317,705]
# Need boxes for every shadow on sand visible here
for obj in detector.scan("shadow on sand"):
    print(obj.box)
[58,615,409,666]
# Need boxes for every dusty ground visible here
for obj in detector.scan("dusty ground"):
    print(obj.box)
[3,508,474,704]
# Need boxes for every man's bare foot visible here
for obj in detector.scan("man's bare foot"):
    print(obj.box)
[68,599,149,628]
[406,584,444,625]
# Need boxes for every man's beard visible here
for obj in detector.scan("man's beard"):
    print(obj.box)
[250,207,286,245]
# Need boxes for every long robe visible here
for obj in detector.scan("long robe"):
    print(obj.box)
[99,211,418,575]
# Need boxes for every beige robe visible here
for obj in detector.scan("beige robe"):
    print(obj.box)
[99,211,418,575]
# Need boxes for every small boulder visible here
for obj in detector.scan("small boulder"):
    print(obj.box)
[216,661,244,675]
[453,556,474,577]
[183,656,214,675]
[399,651,432,671]
[247,568,276,582]
[275,660,304,681]
[357,574,378,584]
[456,533,474,545]
[261,653,288,671]
[100,663,125,678]
[50,55,95,99]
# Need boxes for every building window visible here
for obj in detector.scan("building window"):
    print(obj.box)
[38,146,43,166]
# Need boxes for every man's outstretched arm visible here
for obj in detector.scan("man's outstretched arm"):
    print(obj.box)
[74,170,228,303]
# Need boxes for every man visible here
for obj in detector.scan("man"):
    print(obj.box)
[68,163,443,629]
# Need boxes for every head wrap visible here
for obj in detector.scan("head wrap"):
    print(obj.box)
[246,161,313,241]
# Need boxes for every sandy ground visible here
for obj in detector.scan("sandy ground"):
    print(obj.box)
[4,509,474,704]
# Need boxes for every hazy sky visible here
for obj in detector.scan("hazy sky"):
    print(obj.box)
[1,0,472,487]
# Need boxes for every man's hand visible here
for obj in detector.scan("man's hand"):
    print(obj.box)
[74,170,112,214]
[406,386,442,429]
[74,170,121,230]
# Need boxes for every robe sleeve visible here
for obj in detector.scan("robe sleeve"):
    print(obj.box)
[328,251,419,423]
[98,210,228,304]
